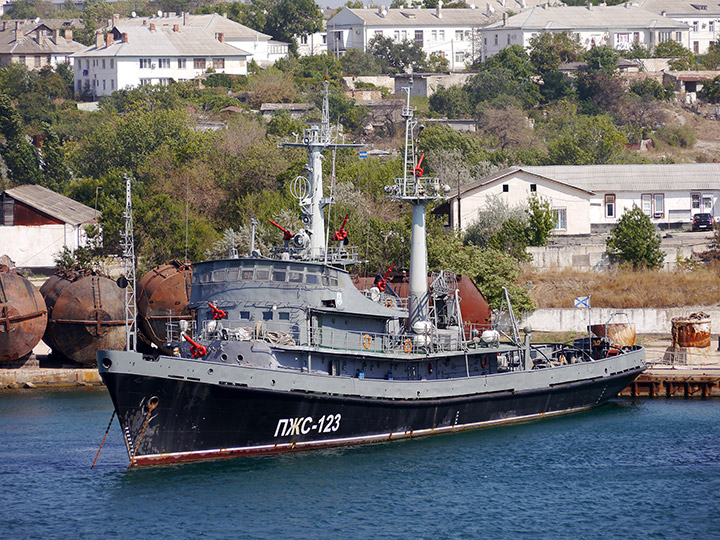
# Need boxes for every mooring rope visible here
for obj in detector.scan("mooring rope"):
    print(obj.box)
[90,410,116,470]
[128,400,158,469]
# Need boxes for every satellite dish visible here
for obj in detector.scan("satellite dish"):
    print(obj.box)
[131,11,137,17]
[157,10,162,16]
[34,16,40,23]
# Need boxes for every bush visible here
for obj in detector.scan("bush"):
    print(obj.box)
[654,125,696,148]
[606,205,665,269]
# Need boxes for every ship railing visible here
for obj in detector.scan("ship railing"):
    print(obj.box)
[308,326,464,355]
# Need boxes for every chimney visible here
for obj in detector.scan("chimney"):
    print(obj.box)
[183,11,187,25]
[436,0,443,18]
[107,18,112,29]
[2,21,7,31]
[216,32,225,43]
[36,29,43,45]
[173,24,179,32]
[106,32,114,47]
[587,0,591,8]
[53,28,60,42]
[223,12,227,18]
[149,23,156,31]
[142,19,147,25]
[661,9,666,15]
[96,31,103,48]
[14,21,19,43]
[113,13,120,26]
[64,27,72,40]
[122,32,128,43]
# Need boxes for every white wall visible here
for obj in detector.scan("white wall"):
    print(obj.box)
[0,224,87,268]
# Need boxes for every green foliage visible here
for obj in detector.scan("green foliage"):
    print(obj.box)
[699,75,720,104]
[583,46,619,73]
[369,35,426,73]
[574,71,624,115]
[429,232,535,312]
[429,85,473,118]
[266,111,306,137]
[481,45,535,80]
[526,193,555,246]
[0,93,43,186]
[606,205,665,269]
[423,52,450,73]
[339,49,382,76]
[528,31,583,74]
[53,244,99,270]
[655,41,695,70]
[539,70,574,103]
[654,125,696,148]
[545,114,627,164]
[625,41,652,59]
[629,78,673,101]
[466,68,541,109]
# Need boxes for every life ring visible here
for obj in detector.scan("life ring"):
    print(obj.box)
[362,334,372,349]
[480,356,489,369]
[385,298,393,308]
[403,338,412,354]
[606,347,620,357]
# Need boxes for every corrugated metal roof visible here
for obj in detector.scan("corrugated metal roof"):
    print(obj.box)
[459,164,720,197]
[75,25,251,58]
[4,185,99,226]
[486,4,688,29]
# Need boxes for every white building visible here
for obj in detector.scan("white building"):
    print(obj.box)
[0,185,99,269]
[72,23,250,98]
[112,13,289,67]
[480,4,688,61]
[0,20,84,69]
[638,0,720,54]
[446,164,720,235]
[326,1,553,70]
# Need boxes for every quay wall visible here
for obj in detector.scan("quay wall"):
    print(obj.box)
[520,307,720,335]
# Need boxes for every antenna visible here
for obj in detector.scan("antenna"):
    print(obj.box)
[122,173,137,352]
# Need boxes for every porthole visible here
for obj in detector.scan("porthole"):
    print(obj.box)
[237,354,244,362]
[221,353,228,361]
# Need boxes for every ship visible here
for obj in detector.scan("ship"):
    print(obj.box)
[97,81,646,467]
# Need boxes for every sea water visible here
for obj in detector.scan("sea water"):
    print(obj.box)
[1,388,719,540]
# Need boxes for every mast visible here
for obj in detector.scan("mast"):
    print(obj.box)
[121,173,137,352]
[280,79,363,261]
[386,80,449,329]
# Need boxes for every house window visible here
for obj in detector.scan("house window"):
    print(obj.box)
[401,30,407,40]
[530,184,537,192]
[455,30,463,41]
[394,30,400,41]
[322,34,327,44]
[641,194,652,215]
[605,194,616,218]
[658,31,671,42]
[111,79,114,89]
[374,30,382,37]
[213,58,225,69]
[455,52,464,63]
[633,32,640,41]
[502,184,509,193]
[77,80,81,91]
[193,58,206,69]
[139,78,151,85]
[439,30,445,40]
[693,21,699,31]
[704,194,713,210]
[710,21,715,32]
[694,41,699,53]
[159,78,170,86]
[159,58,170,68]
[34,56,41,67]
[178,58,186,68]
[263,311,273,320]
[432,29,437,41]
[507,35,511,45]
[494,34,498,45]
[102,79,106,90]
[140,58,151,68]
[279,312,290,320]
[415,30,423,45]
[616,33,630,44]
[552,208,567,230]
[102,59,106,69]
[85,59,89,68]
[110,59,114,68]
[300,35,308,45]
[692,193,701,209]
[675,31,682,41]
[654,194,665,217]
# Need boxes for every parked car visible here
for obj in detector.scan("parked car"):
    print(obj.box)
[692,213,714,231]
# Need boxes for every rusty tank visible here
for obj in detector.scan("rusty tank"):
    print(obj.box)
[137,260,193,352]
[40,268,129,365]
[672,312,711,349]
[589,323,636,348]
[0,265,47,363]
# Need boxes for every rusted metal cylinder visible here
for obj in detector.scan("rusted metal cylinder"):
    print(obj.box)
[589,323,636,348]
[40,269,129,365]
[672,313,711,349]
[137,260,193,352]
[0,265,47,363]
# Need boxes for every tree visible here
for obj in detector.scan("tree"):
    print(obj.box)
[339,49,382,76]
[481,45,535,81]
[699,75,720,103]
[654,41,695,70]
[546,114,627,165]
[629,78,673,101]
[539,70,573,102]
[529,31,583,74]
[477,101,533,150]
[369,35,425,73]
[466,68,541,109]
[606,205,665,269]
[429,85,472,118]
[584,45,619,73]
[574,71,625,115]
[0,93,43,186]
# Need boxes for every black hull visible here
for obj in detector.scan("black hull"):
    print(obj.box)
[101,368,643,466]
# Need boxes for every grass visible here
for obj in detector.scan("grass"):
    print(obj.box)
[521,264,720,309]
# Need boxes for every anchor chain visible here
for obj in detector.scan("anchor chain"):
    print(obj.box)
[128,399,158,468]
[90,410,115,470]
